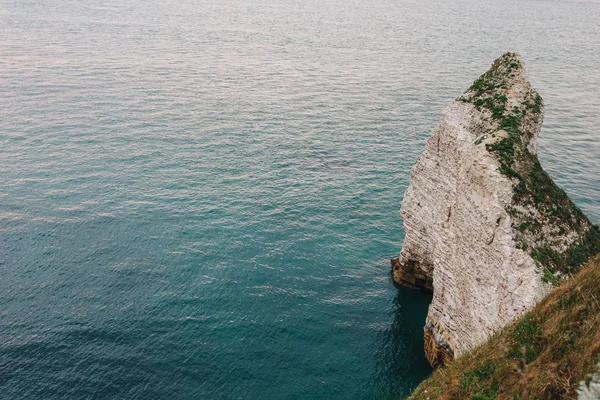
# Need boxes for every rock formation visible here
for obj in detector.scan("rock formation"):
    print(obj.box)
[579,360,600,400]
[392,52,600,367]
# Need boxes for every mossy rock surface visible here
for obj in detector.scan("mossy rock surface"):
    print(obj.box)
[460,52,599,281]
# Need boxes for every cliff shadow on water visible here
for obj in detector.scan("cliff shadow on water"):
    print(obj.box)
[370,283,433,399]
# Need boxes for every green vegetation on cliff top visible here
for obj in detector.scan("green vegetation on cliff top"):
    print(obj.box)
[459,52,600,282]
[408,255,600,400]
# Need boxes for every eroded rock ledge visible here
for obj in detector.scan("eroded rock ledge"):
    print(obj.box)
[394,52,600,367]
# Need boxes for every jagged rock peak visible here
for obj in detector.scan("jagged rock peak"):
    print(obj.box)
[457,52,542,154]
[392,52,600,367]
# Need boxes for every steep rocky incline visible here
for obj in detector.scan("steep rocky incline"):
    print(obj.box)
[392,52,600,367]
[408,255,600,399]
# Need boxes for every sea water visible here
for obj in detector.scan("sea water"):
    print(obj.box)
[1,0,599,398]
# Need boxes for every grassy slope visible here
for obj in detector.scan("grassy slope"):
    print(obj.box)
[409,254,600,400]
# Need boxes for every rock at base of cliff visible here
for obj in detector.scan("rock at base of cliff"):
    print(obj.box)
[391,257,433,292]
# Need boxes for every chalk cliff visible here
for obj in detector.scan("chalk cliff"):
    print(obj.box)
[393,53,600,367]
[579,360,600,400]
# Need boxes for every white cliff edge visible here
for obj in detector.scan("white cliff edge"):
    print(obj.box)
[393,53,597,367]
[579,359,600,400]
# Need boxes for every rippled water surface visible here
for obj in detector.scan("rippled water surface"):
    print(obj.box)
[1,0,599,398]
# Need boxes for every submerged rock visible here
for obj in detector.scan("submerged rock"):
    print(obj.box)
[393,52,600,367]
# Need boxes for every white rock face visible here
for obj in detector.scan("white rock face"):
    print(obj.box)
[393,53,559,366]
[396,100,547,363]
[395,53,597,366]
[578,360,600,400]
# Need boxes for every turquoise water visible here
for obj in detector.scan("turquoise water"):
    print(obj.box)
[1,0,599,398]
